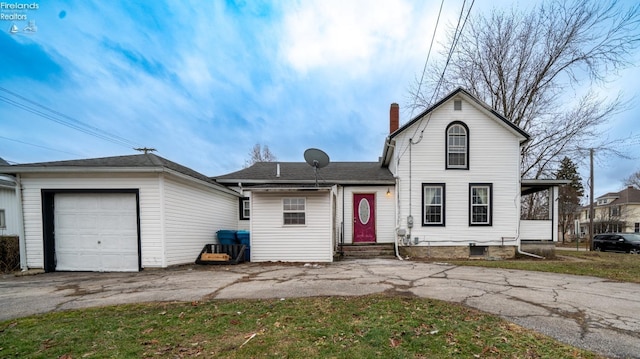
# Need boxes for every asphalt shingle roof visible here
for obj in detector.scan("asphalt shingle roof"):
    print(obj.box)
[214,162,395,185]
[0,154,218,185]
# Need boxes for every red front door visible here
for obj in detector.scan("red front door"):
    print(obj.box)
[353,193,376,243]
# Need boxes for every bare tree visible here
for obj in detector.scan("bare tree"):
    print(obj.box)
[623,170,640,189]
[410,0,640,179]
[244,143,277,167]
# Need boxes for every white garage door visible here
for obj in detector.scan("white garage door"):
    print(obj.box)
[54,193,139,272]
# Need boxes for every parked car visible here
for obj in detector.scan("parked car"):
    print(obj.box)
[592,233,640,254]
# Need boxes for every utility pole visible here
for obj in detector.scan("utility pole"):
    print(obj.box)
[134,147,156,154]
[588,148,594,250]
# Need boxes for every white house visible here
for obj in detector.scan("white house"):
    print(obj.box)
[0,154,240,272]
[216,88,565,261]
[381,87,564,258]
[214,162,396,262]
[2,88,566,271]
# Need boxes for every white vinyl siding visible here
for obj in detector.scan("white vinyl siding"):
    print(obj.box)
[19,173,162,269]
[339,186,396,244]
[18,171,239,270]
[250,191,332,262]
[162,175,238,266]
[391,96,522,246]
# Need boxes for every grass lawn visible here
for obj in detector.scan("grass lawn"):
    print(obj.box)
[0,295,602,359]
[446,250,640,284]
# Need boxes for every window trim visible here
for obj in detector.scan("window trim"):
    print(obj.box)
[445,121,469,170]
[283,197,306,226]
[239,197,250,220]
[422,183,445,226]
[469,183,492,226]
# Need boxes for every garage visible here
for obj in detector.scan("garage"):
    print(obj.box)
[48,192,140,272]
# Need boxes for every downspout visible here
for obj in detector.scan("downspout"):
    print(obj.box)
[15,174,28,271]
[394,175,403,261]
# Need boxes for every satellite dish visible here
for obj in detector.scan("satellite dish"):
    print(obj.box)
[304,148,330,186]
[304,148,330,168]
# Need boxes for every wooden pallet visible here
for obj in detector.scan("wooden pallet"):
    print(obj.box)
[200,253,230,261]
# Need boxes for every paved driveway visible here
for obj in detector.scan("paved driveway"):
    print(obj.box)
[1,259,639,359]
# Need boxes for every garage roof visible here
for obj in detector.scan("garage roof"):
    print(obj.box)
[0,154,231,191]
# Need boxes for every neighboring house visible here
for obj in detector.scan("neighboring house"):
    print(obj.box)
[215,88,565,261]
[0,157,20,237]
[215,162,396,262]
[577,186,640,236]
[0,154,240,272]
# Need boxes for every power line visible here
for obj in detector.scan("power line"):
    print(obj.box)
[0,135,84,157]
[408,0,445,121]
[0,86,141,149]
[397,0,475,161]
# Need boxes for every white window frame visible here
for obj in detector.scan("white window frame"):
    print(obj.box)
[239,197,250,220]
[283,198,306,226]
[446,122,468,169]
[0,209,5,229]
[422,184,445,226]
[470,184,492,226]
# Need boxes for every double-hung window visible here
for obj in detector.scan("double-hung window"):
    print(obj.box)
[422,184,445,226]
[239,197,250,220]
[283,198,305,225]
[470,184,492,226]
[446,122,468,169]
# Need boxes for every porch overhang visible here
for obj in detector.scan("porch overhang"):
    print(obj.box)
[521,179,570,196]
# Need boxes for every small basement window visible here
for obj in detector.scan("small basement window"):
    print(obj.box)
[469,245,487,257]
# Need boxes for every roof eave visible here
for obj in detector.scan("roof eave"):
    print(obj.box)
[0,166,164,174]
[217,179,395,186]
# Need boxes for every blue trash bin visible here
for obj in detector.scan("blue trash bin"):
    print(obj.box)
[236,230,250,262]
[217,230,238,245]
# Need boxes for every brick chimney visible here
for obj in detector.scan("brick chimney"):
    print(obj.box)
[390,103,399,133]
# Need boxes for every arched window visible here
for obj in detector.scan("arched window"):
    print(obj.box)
[446,122,468,169]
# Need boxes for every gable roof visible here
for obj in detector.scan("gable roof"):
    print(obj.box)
[392,87,530,140]
[214,162,395,185]
[0,157,9,166]
[0,154,235,193]
[382,87,530,166]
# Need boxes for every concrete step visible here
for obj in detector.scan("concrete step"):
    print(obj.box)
[340,244,396,258]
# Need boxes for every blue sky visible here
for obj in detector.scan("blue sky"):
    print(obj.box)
[1,0,638,197]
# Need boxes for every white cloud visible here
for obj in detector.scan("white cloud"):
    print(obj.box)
[280,0,415,75]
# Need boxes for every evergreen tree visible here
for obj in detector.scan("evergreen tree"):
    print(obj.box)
[555,157,584,243]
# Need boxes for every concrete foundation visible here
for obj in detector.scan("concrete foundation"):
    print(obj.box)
[519,241,556,259]
[399,245,516,260]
